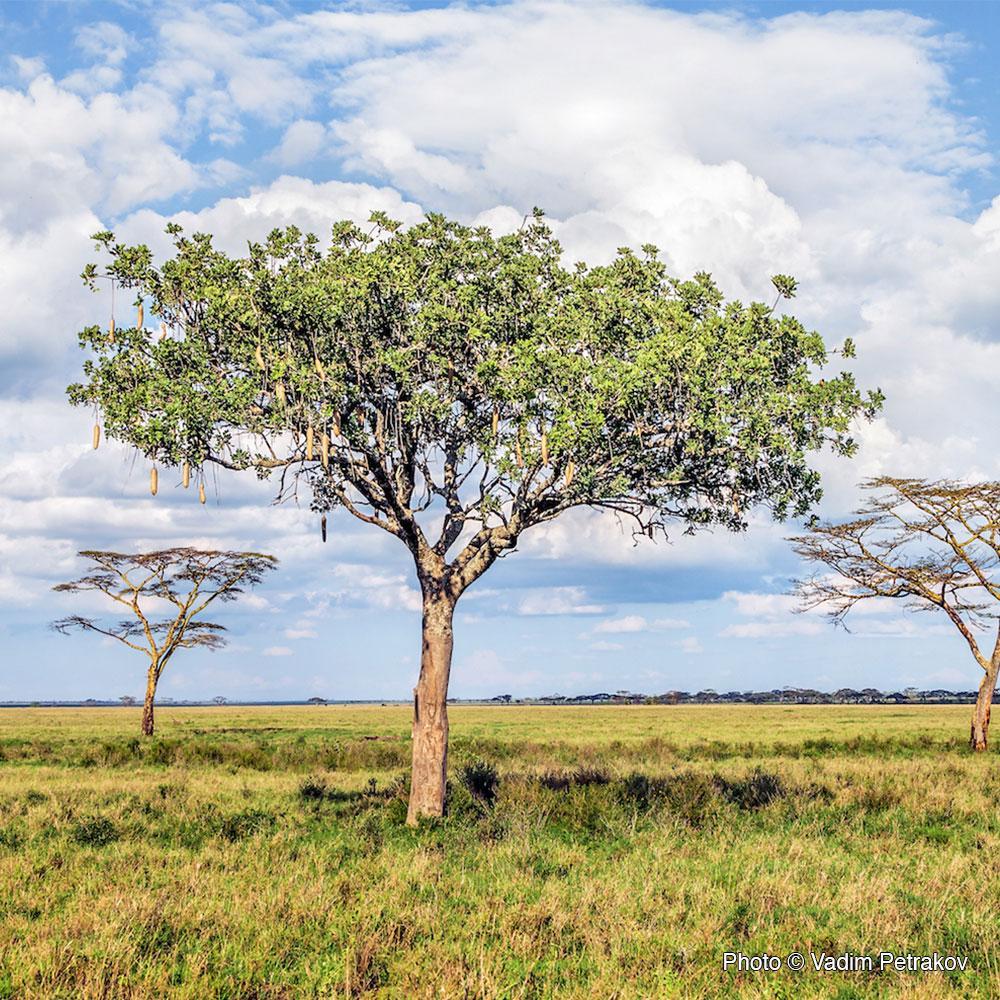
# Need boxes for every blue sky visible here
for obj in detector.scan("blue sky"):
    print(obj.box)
[1,0,998,701]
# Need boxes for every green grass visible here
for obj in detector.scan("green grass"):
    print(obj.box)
[0,705,996,998]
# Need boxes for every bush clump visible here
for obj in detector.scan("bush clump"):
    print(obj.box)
[70,817,119,847]
[619,771,718,826]
[0,827,25,851]
[618,772,668,811]
[538,771,572,791]
[219,810,276,842]
[460,760,500,807]
[571,766,611,787]
[715,769,786,810]
[538,766,610,791]
[298,776,328,801]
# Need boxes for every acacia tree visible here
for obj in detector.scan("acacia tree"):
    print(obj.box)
[792,478,1000,751]
[53,548,277,735]
[69,211,880,822]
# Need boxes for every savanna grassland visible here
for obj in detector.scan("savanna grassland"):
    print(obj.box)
[0,704,997,999]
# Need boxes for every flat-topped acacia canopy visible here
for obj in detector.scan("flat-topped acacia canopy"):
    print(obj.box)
[53,548,277,736]
[792,477,1000,752]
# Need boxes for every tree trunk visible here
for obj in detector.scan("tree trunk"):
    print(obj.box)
[406,589,456,825]
[141,663,158,737]
[971,659,999,752]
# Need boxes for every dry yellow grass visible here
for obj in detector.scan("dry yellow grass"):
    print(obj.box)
[0,705,995,998]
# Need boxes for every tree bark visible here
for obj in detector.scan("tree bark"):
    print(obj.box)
[406,587,456,824]
[141,663,158,737]
[971,659,999,752]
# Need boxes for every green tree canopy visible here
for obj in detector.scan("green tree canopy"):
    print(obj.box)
[69,210,882,820]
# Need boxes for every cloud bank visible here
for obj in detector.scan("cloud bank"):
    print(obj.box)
[0,1,996,697]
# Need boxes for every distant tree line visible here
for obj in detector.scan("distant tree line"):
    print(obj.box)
[10,689,993,710]
[495,687,995,706]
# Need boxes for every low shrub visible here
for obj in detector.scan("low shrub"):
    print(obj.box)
[618,772,668,812]
[571,766,610,787]
[715,769,786,810]
[146,740,180,766]
[538,771,572,791]
[219,810,276,842]
[619,771,718,826]
[538,766,610,791]
[298,776,328,801]
[70,817,119,847]
[460,760,500,807]
[0,827,25,851]
[853,786,900,811]
[99,739,142,766]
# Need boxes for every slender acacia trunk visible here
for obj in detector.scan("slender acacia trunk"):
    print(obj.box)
[971,657,1000,752]
[141,662,158,737]
[407,587,456,824]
